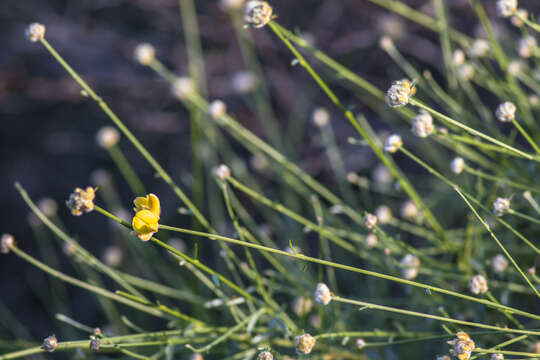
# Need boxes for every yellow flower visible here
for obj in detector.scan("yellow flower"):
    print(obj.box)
[132,194,160,241]
[66,187,96,216]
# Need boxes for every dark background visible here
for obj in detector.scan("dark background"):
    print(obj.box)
[2,0,540,353]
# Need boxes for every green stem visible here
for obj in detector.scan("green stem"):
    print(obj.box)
[107,145,146,196]
[38,37,212,232]
[332,296,540,336]
[268,21,447,243]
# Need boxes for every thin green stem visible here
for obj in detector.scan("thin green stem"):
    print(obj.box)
[268,21,447,243]
[512,118,540,155]
[38,37,212,232]
[332,296,540,336]
[454,187,540,298]
[410,99,534,160]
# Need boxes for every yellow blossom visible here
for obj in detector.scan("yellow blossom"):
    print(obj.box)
[66,187,96,216]
[132,193,160,241]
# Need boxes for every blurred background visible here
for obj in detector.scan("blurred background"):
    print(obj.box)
[2,0,540,355]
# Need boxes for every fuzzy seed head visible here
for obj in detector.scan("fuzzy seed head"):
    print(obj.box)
[400,200,419,219]
[495,102,516,122]
[314,282,332,305]
[450,157,465,175]
[517,36,537,58]
[364,213,378,229]
[400,254,420,280]
[492,254,509,273]
[469,274,489,294]
[384,134,403,153]
[1,234,15,254]
[214,164,231,180]
[257,351,273,360]
[295,333,316,354]
[491,354,504,360]
[496,0,518,17]
[469,39,489,58]
[26,23,46,42]
[493,197,511,216]
[312,107,330,127]
[66,187,96,216]
[172,77,195,100]
[385,79,416,107]
[356,338,366,349]
[42,335,58,352]
[209,100,227,119]
[511,8,528,27]
[448,332,475,360]
[244,1,273,28]
[375,205,392,224]
[293,296,313,316]
[365,233,378,249]
[411,111,434,138]
[134,43,155,66]
[96,126,120,149]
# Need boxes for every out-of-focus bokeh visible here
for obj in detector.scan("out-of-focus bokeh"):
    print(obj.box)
[2,0,540,349]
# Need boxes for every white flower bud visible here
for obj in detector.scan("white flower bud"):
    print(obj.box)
[364,213,378,229]
[209,100,227,119]
[457,63,475,82]
[134,43,155,66]
[384,134,403,153]
[411,111,434,138]
[452,49,465,66]
[365,233,378,249]
[375,205,392,224]
[172,77,194,100]
[372,164,392,185]
[1,234,15,254]
[496,0,517,17]
[257,351,273,360]
[379,36,394,51]
[493,197,510,216]
[42,335,58,352]
[244,1,273,28]
[96,126,120,149]
[507,60,524,76]
[495,102,516,122]
[293,296,313,316]
[26,23,46,42]
[491,354,504,360]
[356,338,366,349]
[400,200,418,219]
[517,36,537,58]
[469,274,488,294]
[450,157,465,175]
[511,8,528,27]
[312,107,330,127]
[314,282,332,305]
[492,254,509,273]
[295,333,316,354]
[214,164,231,180]
[400,254,420,280]
[469,39,489,58]
[231,71,257,94]
[385,79,416,107]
